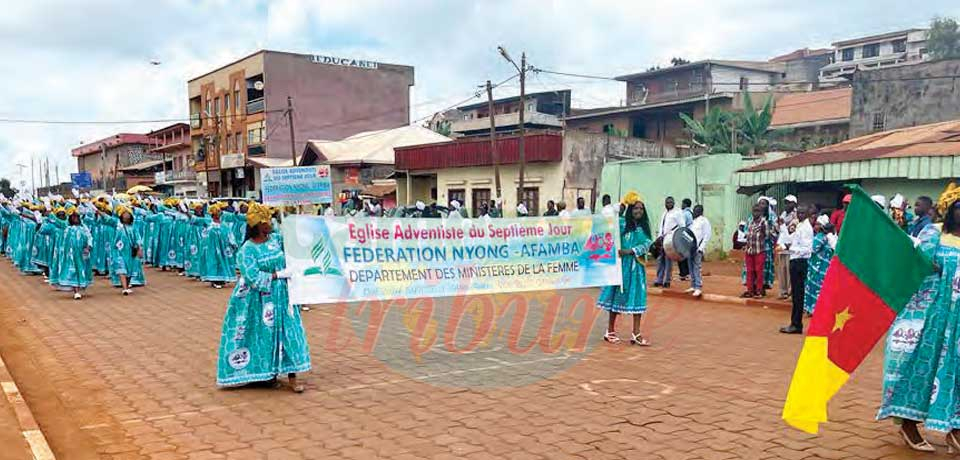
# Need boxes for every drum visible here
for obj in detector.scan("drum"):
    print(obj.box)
[663,227,697,261]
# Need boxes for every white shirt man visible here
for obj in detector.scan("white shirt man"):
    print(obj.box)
[659,207,686,238]
[789,218,814,260]
[686,206,711,297]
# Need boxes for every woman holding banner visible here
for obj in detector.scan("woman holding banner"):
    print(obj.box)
[596,191,654,346]
[216,202,311,392]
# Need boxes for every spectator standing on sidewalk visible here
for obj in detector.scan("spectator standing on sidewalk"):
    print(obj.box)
[780,205,813,334]
[678,198,695,281]
[654,196,685,288]
[742,204,767,298]
[686,204,711,298]
[775,195,798,300]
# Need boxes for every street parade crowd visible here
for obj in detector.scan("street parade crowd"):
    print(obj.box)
[2,186,960,452]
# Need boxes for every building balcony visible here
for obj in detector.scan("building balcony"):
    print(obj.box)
[246,98,265,114]
[395,133,563,171]
[629,85,713,106]
[450,111,562,134]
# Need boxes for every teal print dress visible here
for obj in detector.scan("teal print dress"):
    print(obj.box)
[200,221,238,283]
[216,238,311,386]
[596,217,654,314]
[55,224,93,289]
[803,232,835,314]
[109,220,146,287]
[878,224,960,431]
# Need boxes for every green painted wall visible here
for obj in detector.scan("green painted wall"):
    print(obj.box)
[599,154,763,259]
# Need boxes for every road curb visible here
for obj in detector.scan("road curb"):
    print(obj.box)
[649,287,792,310]
[0,354,55,460]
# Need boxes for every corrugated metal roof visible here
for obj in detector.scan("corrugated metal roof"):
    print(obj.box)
[770,88,851,128]
[738,119,960,187]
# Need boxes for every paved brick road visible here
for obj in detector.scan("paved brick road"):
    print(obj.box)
[0,262,947,459]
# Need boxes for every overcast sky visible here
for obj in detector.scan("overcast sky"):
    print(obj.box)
[0,0,957,187]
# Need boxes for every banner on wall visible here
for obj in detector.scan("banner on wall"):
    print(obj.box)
[282,215,622,304]
[261,166,333,205]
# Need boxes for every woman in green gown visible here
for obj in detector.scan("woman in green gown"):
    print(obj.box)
[56,209,94,300]
[108,206,145,294]
[216,203,310,391]
[185,204,209,279]
[201,203,237,289]
[878,196,960,452]
[596,192,654,346]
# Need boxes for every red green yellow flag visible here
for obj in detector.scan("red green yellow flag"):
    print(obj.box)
[782,185,933,434]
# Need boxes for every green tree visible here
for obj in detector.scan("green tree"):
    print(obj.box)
[928,17,960,60]
[670,57,690,66]
[0,178,17,198]
[679,107,738,154]
[738,95,784,155]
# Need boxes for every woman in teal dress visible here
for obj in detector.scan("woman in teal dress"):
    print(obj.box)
[803,220,836,315]
[201,203,237,289]
[55,210,94,300]
[878,198,960,452]
[16,208,42,275]
[37,209,67,285]
[185,204,209,279]
[596,192,654,346]
[216,203,310,391]
[108,207,145,294]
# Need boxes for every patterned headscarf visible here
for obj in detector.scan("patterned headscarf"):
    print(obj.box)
[938,182,960,217]
[246,202,273,226]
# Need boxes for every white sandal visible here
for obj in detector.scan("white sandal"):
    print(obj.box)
[630,333,651,347]
[603,331,621,344]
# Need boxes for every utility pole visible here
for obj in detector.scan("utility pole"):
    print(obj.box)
[517,52,526,209]
[287,96,297,166]
[498,46,528,214]
[30,157,35,197]
[486,80,502,201]
[100,143,107,192]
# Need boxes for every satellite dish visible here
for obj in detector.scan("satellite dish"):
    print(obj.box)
[253,81,264,91]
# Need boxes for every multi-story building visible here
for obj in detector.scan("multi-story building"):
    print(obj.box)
[147,123,197,196]
[436,90,571,138]
[72,133,160,191]
[187,50,414,197]
[565,60,786,156]
[819,29,929,84]
[850,58,960,137]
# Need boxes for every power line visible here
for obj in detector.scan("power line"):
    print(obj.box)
[0,110,289,125]
[535,66,960,85]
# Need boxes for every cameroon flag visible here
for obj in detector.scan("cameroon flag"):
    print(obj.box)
[782,186,933,434]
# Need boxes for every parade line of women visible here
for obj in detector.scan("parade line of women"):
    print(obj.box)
[0,194,311,393]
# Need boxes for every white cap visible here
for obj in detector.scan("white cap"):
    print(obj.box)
[871,195,887,208]
[768,198,777,207]
[784,195,797,203]
[450,200,461,209]
[890,194,905,209]
[816,214,830,226]
[517,203,528,214]
[757,196,768,204]
[415,201,425,211]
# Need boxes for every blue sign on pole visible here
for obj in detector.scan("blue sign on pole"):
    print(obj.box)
[71,171,93,189]
[261,166,333,205]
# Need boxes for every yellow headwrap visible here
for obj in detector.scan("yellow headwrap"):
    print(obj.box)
[938,182,960,217]
[621,191,642,206]
[246,202,273,227]
[192,201,204,210]
[54,206,65,215]
[65,206,78,216]
[209,202,226,216]
[115,205,132,218]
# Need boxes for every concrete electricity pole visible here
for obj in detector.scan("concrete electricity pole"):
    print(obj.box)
[498,46,527,212]
[485,80,502,201]
[287,96,297,166]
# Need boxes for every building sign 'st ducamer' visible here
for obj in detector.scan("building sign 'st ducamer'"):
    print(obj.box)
[310,55,379,70]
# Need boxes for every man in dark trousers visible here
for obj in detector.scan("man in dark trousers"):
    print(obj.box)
[781,205,813,334]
